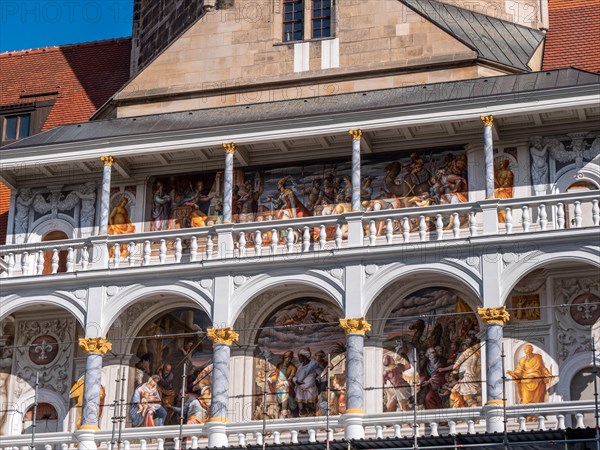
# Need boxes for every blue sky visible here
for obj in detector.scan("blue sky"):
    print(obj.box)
[0,0,133,52]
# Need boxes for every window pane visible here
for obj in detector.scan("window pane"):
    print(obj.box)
[18,114,31,139]
[5,116,17,141]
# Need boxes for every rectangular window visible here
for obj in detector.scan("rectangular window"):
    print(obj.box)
[283,0,304,42]
[3,113,31,142]
[312,0,331,39]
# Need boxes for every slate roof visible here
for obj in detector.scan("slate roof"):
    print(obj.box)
[4,68,599,151]
[400,0,545,72]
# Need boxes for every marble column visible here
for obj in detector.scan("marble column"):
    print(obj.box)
[98,156,114,234]
[76,337,112,449]
[348,130,362,212]
[222,143,236,224]
[477,306,510,433]
[206,327,239,448]
[480,115,495,199]
[339,317,371,440]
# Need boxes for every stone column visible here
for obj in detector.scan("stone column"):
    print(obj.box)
[339,317,371,440]
[222,143,236,224]
[206,327,239,448]
[477,306,510,433]
[480,115,495,199]
[348,130,362,212]
[98,156,114,234]
[76,337,112,450]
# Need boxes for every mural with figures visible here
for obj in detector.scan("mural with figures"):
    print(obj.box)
[382,288,481,411]
[129,309,213,427]
[145,148,468,230]
[252,300,346,419]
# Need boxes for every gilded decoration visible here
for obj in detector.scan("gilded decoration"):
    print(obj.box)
[78,337,112,355]
[339,317,371,335]
[207,327,239,346]
[100,155,114,167]
[480,115,494,127]
[223,142,236,154]
[348,129,363,140]
[477,307,510,325]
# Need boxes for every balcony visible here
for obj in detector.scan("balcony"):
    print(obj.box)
[1,191,598,280]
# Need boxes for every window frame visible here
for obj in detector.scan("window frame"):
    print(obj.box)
[311,0,332,39]
[282,0,305,43]
[2,113,31,143]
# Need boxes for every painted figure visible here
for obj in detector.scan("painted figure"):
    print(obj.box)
[494,159,514,222]
[270,176,310,220]
[529,136,549,194]
[151,182,171,231]
[238,178,264,222]
[69,377,106,429]
[268,351,298,418]
[293,349,324,416]
[508,344,552,405]
[418,347,447,409]
[130,376,167,427]
[383,354,411,411]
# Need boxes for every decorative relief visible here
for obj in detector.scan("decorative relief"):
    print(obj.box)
[28,335,59,365]
[570,293,600,325]
[329,267,344,281]
[233,275,246,288]
[199,279,213,290]
[364,264,378,277]
[106,285,119,297]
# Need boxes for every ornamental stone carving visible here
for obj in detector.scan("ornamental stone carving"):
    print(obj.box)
[480,115,494,126]
[339,317,371,335]
[477,307,510,325]
[79,337,112,355]
[223,142,236,154]
[207,327,239,346]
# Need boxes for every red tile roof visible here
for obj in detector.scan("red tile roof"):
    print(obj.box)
[542,0,600,73]
[0,37,132,130]
[0,38,131,244]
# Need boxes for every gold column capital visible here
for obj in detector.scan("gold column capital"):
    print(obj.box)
[348,129,363,140]
[339,317,371,335]
[78,337,112,355]
[100,155,114,167]
[207,327,239,346]
[477,306,510,326]
[480,115,494,127]
[223,142,236,154]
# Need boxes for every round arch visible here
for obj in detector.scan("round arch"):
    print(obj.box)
[229,272,344,326]
[555,351,600,401]
[363,262,482,322]
[8,388,69,436]
[27,218,75,244]
[0,294,86,327]
[500,250,600,306]
[552,166,600,194]
[102,282,213,336]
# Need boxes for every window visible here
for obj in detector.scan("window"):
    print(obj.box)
[312,0,331,38]
[283,0,304,42]
[3,113,31,142]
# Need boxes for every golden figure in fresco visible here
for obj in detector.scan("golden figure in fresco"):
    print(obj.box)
[494,159,514,222]
[508,344,552,405]
[108,197,136,257]
[70,377,106,428]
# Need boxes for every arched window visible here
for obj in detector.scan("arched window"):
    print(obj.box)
[22,403,59,433]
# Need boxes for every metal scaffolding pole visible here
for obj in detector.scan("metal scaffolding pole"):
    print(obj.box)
[178,362,187,449]
[110,368,121,450]
[413,348,418,450]
[29,372,39,450]
[592,340,599,450]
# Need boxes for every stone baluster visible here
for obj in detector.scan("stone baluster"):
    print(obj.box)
[308,430,316,443]
[469,211,477,236]
[255,230,262,256]
[349,129,362,212]
[452,212,460,238]
[99,156,114,235]
[385,219,393,244]
[418,215,426,241]
[518,417,527,431]
[402,217,410,242]
[51,248,59,274]
[36,250,44,275]
[206,327,239,448]
[375,425,383,439]
[67,247,74,272]
[435,214,444,240]
[430,422,439,437]
[206,234,214,259]
[575,413,585,428]
[114,243,121,268]
[139,439,147,450]
[21,251,29,275]
[157,439,164,450]
[190,236,198,261]
[574,201,582,227]
[478,306,510,432]
[368,220,376,246]
[339,317,370,440]
[273,431,281,444]
[175,238,182,263]
[270,229,278,255]
[255,433,263,446]
[191,436,199,449]
[159,239,167,264]
[538,204,548,231]
[128,243,135,267]
[239,232,247,257]
[448,421,457,436]
[557,414,566,430]
[124,441,130,450]
[335,223,343,249]
[522,206,530,232]
[222,143,236,224]
[143,241,151,266]
[291,430,299,443]
[556,202,565,229]
[593,199,599,226]
[319,224,327,250]
[287,227,295,252]
[467,420,475,434]
[302,226,310,252]
[393,424,402,438]
[537,416,546,431]
[480,115,495,199]
[76,337,112,450]
[505,208,513,234]
[237,434,246,447]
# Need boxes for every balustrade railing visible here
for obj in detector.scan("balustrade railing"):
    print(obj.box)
[1,191,598,278]
[1,400,596,449]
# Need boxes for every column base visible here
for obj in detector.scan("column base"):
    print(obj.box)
[341,412,365,440]
[206,420,229,448]
[75,429,98,450]
[483,403,505,433]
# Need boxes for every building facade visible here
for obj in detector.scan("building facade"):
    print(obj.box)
[0,0,599,449]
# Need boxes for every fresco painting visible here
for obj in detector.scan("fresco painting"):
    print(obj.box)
[382,288,481,411]
[253,300,346,419]
[130,309,213,427]
[146,148,468,231]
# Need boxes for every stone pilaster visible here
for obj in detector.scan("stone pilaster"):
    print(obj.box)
[348,130,362,212]
[480,115,495,199]
[98,156,113,235]
[478,306,510,433]
[222,143,236,224]
[206,327,239,448]
[339,317,370,439]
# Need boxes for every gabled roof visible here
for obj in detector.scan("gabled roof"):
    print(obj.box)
[4,68,599,151]
[543,0,600,73]
[0,37,132,130]
[399,0,545,72]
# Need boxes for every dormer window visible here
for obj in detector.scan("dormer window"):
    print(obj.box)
[3,113,31,143]
[283,0,304,42]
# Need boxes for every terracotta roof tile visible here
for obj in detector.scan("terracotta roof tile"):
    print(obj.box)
[542,0,600,73]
